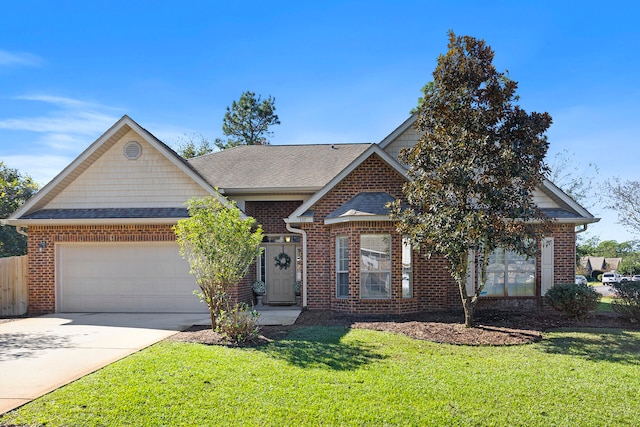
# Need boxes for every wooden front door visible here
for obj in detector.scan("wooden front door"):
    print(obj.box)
[265,244,297,304]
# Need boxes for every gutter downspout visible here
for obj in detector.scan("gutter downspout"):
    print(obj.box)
[286,222,307,310]
[575,224,588,234]
[2,220,28,237]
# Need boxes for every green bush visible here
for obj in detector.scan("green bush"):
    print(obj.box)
[216,303,260,343]
[610,281,640,322]
[545,283,601,320]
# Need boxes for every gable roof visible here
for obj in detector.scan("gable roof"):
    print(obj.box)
[6,115,227,225]
[188,143,372,194]
[286,145,409,223]
[537,179,597,224]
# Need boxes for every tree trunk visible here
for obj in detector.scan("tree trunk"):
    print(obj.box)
[462,297,475,328]
[209,308,217,331]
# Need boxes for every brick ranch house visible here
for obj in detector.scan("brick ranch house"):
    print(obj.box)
[4,114,598,315]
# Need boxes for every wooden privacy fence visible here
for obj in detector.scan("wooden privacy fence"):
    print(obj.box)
[0,255,28,316]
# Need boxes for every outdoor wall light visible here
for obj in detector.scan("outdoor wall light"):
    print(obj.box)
[38,241,46,252]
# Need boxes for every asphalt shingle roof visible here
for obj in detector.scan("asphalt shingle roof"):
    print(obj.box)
[22,208,189,220]
[540,208,583,219]
[326,192,397,219]
[188,143,372,192]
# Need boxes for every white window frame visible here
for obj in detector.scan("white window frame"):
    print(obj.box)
[336,235,349,298]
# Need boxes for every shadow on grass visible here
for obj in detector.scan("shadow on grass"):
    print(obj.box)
[539,328,640,365]
[257,326,385,370]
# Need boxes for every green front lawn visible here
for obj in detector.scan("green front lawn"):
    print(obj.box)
[3,326,640,426]
[598,296,615,312]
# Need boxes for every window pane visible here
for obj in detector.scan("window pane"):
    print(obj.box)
[337,273,349,298]
[259,250,266,283]
[507,252,535,296]
[361,235,391,299]
[361,272,391,298]
[481,248,535,297]
[336,236,349,298]
[482,249,506,296]
[402,237,412,298]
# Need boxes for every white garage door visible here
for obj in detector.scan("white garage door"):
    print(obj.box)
[57,242,207,313]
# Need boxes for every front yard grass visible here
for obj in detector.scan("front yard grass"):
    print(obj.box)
[598,295,614,312]
[3,326,640,426]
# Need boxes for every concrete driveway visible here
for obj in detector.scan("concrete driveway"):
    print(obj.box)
[0,312,206,414]
[593,285,616,297]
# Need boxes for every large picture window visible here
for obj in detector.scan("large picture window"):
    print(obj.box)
[336,236,349,298]
[482,248,535,297]
[360,234,391,299]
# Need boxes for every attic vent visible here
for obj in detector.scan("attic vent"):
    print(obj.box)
[124,141,142,160]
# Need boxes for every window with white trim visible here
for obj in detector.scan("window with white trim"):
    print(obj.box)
[481,248,535,297]
[360,234,391,299]
[336,236,349,298]
[402,237,413,298]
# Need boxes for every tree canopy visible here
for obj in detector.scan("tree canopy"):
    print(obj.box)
[604,178,640,235]
[174,196,263,338]
[218,91,280,149]
[390,31,552,327]
[0,162,38,257]
[175,133,215,159]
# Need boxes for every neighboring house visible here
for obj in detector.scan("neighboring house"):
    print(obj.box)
[3,114,598,315]
[579,256,623,279]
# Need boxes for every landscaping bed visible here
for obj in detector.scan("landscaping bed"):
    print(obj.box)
[169,308,640,346]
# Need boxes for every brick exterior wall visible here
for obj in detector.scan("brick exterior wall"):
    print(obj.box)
[300,153,423,314]
[294,153,579,314]
[245,200,303,234]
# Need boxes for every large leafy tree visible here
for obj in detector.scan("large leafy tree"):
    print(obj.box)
[174,196,263,333]
[0,162,38,257]
[217,91,280,149]
[390,32,552,327]
[604,178,640,234]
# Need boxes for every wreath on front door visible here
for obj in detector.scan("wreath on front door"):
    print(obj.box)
[274,252,291,270]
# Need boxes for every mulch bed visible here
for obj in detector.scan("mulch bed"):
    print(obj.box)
[168,309,640,347]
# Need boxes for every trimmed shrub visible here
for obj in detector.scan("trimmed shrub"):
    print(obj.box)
[545,283,601,320]
[217,303,260,343]
[610,281,640,322]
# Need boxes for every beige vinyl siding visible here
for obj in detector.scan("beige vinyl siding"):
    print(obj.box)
[532,188,558,209]
[382,126,421,161]
[45,130,208,209]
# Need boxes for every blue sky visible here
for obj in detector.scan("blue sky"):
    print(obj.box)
[0,1,638,243]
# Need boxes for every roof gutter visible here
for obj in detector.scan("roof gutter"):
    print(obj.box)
[1,219,28,236]
[575,224,589,234]
[4,218,184,226]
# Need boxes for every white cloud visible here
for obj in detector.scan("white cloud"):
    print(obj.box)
[0,50,42,67]
[0,111,117,136]
[0,95,123,151]
[3,153,73,187]
[14,94,121,111]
